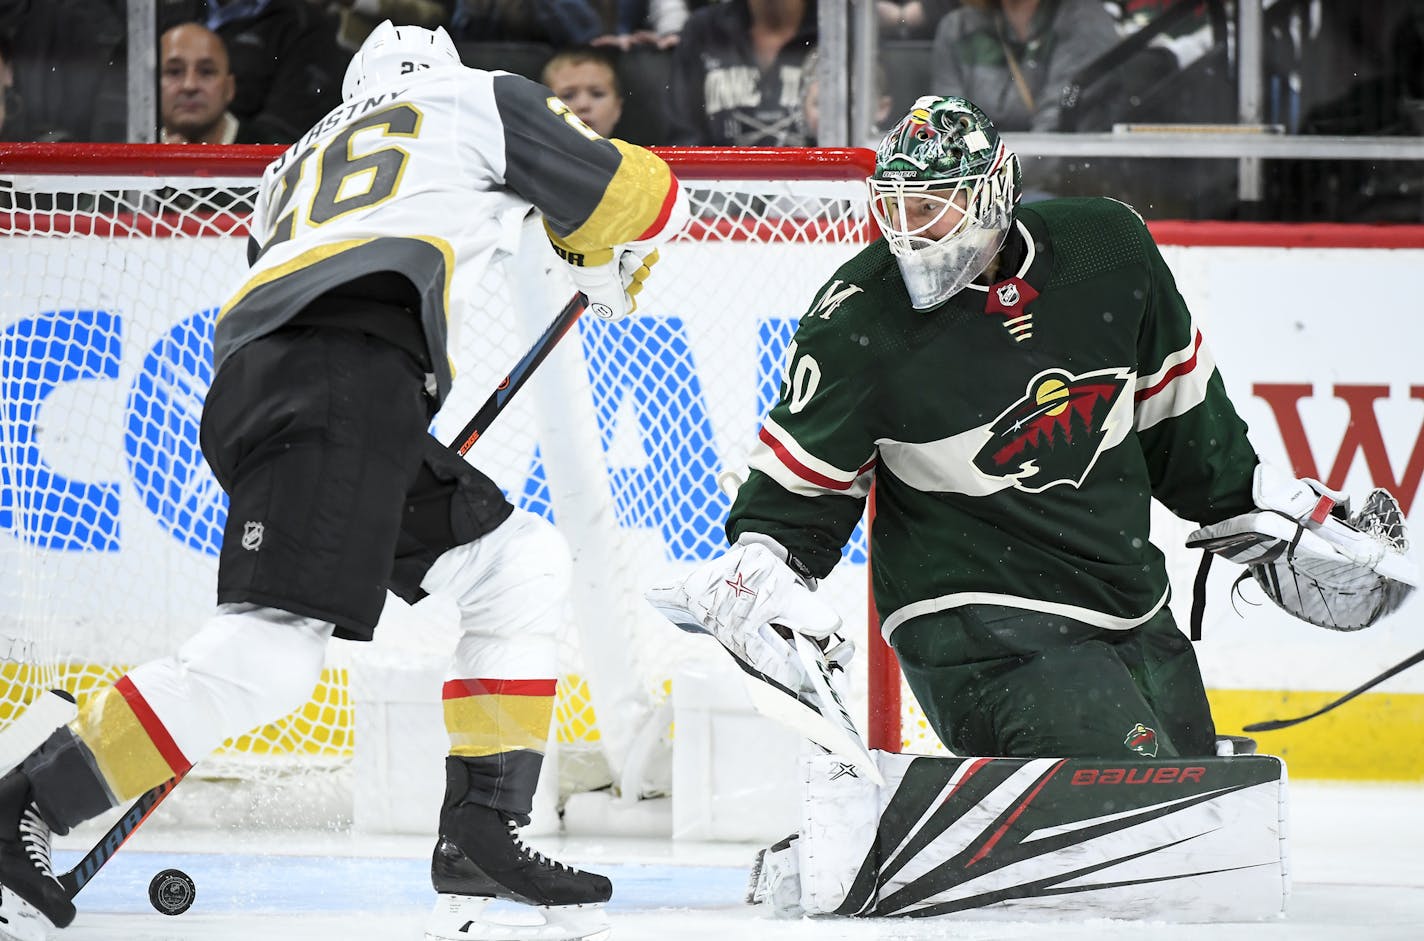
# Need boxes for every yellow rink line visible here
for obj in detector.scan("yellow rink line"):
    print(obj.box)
[1208,688,1424,781]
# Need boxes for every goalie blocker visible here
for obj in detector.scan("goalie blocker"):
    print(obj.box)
[751,750,1288,923]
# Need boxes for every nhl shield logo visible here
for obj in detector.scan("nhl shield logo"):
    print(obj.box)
[241,521,264,551]
[1124,722,1159,758]
[984,276,1039,341]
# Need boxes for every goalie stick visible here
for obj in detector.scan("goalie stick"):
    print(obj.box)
[1243,646,1424,732]
[47,293,591,899]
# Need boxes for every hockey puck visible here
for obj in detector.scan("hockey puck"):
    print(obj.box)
[148,868,196,916]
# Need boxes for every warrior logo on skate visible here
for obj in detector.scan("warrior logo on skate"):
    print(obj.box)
[1124,722,1159,758]
[241,521,264,551]
[973,368,1130,492]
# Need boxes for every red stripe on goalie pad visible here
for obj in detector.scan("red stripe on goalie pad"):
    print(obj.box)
[1310,494,1336,524]
[442,678,557,699]
[792,752,1288,923]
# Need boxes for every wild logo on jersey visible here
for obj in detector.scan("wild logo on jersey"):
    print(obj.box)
[973,368,1129,492]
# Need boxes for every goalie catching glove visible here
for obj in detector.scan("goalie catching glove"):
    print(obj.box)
[1187,464,1418,631]
[645,534,882,784]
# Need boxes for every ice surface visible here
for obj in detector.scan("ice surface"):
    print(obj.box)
[50,781,1424,940]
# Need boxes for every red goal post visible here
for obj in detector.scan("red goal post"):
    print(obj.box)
[0,142,929,826]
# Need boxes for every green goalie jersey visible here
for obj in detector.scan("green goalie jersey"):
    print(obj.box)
[727,196,1260,644]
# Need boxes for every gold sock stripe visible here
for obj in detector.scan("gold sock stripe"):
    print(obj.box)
[442,678,555,759]
[72,680,185,802]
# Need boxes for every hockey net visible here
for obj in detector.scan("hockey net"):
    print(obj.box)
[0,144,936,829]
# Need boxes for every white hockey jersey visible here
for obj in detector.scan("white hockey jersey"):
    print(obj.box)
[217,65,684,401]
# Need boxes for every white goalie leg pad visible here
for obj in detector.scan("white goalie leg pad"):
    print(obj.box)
[426,895,609,941]
[123,603,334,762]
[420,509,569,679]
[773,751,1289,923]
[748,750,883,918]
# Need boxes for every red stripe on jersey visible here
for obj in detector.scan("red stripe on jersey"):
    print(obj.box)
[442,678,558,699]
[635,174,681,242]
[115,675,191,777]
[759,425,874,491]
[1135,330,1204,403]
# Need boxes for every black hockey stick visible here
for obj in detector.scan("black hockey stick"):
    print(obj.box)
[453,292,587,456]
[53,293,589,899]
[57,774,182,899]
[1243,646,1424,732]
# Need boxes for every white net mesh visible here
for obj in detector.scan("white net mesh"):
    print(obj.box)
[0,145,953,819]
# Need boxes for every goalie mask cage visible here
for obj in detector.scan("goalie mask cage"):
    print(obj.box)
[0,143,933,829]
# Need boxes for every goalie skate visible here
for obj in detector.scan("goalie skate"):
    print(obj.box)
[425,895,610,941]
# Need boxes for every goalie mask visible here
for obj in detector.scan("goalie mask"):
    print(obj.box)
[342,20,461,102]
[869,96,1021,310]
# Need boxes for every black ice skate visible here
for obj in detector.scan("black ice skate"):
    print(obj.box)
[0,769,75,941]
[425,802,611,941]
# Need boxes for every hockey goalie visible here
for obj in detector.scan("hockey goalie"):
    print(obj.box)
[648,95,1417,923]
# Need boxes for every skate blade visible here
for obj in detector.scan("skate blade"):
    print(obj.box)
[0,886,55,941]
[426,894,610,941]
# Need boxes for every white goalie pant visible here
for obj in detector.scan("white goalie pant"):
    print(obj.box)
[123,604,334,765]
[418,507,568,682]
[755,750,1290,923]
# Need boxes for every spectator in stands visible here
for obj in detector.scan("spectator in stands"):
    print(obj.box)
[542,48,623,138]
[0,0,128,141]
[930,0,1117,134]
[160,23,250,144]
[592,0,689,50]
[322,0,454,51]
[449,0,604,46]
[878,1,959,41]
[0,36,13,139]
[931,0,1117,196]
[161,0,350,144]
[666,0,817,146]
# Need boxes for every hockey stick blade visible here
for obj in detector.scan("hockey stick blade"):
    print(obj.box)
[57,775,182,899]
[1243,646,1424,732]
[0,690,77,775]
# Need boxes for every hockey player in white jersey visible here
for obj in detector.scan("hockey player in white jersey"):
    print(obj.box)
[0,21,687,941]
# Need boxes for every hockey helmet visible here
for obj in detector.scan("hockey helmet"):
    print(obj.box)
[868,96,1021,309]
[342,20,462,102]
